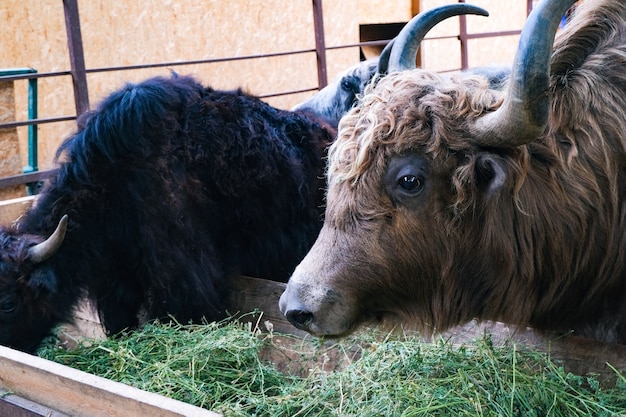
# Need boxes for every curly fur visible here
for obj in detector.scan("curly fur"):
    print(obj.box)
[0,74,335,352]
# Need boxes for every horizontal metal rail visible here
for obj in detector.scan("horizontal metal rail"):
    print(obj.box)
[0,169,58,189]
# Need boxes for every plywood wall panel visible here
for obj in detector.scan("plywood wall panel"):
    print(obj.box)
[0,82,28,199]
[2,1,358,172]
[2,0,524,175]
[359,0,413,24]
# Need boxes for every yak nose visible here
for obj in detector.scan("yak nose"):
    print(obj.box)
[285,309,314,331]
[279,285,314,331]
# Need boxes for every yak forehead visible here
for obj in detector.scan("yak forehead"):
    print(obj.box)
[328,69,504,187]
[323,70,506,228]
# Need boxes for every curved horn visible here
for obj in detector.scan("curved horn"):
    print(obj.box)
[28,215,68,263]
[376,39,394,75]
[388,4,489,73]
[470,0,578,147]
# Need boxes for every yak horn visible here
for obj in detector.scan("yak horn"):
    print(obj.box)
[28,215,68,263]
[376,39,394,75]
[387,4,489,73]
[470,0,578,147]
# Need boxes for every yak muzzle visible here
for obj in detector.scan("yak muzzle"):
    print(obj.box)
[279,279,352,336]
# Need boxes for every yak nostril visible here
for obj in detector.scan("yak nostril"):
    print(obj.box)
[285,309,314,330]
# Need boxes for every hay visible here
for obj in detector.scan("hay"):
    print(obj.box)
[38,317,626,416]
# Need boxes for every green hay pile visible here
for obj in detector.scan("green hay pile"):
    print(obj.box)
[38,319,626,416]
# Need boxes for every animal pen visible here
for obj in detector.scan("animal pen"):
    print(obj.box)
[0,0,624,415]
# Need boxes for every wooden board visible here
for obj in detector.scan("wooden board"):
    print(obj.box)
[0,345,219,417]
[0,388,69,417]
[0,195,35,224]
[228,275,309,338]
[232,275,626,383]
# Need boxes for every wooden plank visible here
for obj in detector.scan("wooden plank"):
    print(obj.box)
[435,320,626,383]
[231,276,626,383]
[0,346,220,417]
[0,195,35,224]
[0,389,69,417]
[228,275,310,338]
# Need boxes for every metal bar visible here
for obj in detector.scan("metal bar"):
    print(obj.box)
[325,39,390,50]
[83,48,316,74]
[0,170,58,189]
[0,69,40,175]
[63,0,90,116]
[0,70,71,82]
[462,30,523,39]
[311,0,328,88]
[0,50,317,87]
[0,68,37,77]
[458,2,469,70]
[25,76,40,195]
[0,68,40,194]
[325,29,522,51]
[0,116,76,130]
[25,76,38,173]
[258,86,319,99]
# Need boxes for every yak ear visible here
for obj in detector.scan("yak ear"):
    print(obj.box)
[474,153,507,197]
[25,267,58,296]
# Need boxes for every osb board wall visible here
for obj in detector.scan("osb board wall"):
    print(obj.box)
[419,0,527,71]
[0,82,27,200]
[2,0,526,176]
[359,0,413,24]
[2,0,360,172]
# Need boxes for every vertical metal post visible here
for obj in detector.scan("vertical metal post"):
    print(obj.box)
[63,0,90,116]
[0,68,39,193]
[458,15,469,70]
[26,75,40,194]
[312,0,328,89]
[27,76,38,174]
[458,0,469,70]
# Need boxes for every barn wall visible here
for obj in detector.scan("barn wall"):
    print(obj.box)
[359,0,413,23]
[2,0,359,172]
[419,0,527,71]
[1,0,525,174]
[0,82,27,199]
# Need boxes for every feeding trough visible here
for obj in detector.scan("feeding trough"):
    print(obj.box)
[0,344,218,417]
[0,191,624,416]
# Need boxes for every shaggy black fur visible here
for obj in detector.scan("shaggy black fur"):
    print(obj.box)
[0,75,335,352]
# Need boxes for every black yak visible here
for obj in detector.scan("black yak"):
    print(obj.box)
[280,0,626,344]
[0,75,335,352]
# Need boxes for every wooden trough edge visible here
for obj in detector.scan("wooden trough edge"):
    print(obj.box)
[232,275,626,383]
[0,194,36,224]
[0,345,220,417]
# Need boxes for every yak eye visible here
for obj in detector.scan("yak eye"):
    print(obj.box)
[385,154,429,204]
[341,77,358,94]
[0,298,16,313]
[398,175,422,192]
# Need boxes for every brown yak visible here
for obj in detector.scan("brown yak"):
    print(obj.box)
[280,0,626,344]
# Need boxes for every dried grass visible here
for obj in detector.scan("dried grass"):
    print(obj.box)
[38,316,626,416]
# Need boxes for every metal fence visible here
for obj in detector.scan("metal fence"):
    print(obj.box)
[0,0,532,192]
